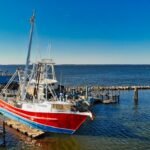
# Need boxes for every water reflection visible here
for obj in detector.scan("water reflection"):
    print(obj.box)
[1,131,81,150]
[32,134,80,150]
[0,122,81,150]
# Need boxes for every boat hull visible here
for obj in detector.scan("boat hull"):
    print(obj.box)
[0,99,90,134]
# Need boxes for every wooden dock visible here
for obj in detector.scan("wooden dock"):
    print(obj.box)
[5,119,44,138]
[65,85,149,104]
[65,85,150,91]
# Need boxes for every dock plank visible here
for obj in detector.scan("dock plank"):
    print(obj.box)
[5,119,44,138]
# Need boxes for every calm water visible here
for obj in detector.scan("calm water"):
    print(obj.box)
[0,65,150,150]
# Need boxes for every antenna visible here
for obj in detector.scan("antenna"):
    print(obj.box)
[47,41,52,59]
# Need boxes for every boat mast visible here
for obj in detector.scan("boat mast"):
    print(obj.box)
[21,12,35,100]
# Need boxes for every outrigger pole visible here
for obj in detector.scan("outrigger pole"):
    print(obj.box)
[21,11,35,100]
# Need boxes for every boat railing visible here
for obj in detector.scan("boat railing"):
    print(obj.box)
[1,89,18,97]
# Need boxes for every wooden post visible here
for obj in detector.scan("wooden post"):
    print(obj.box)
[0,115,6,147]
[134,88,138,103]
[2,120,6,146]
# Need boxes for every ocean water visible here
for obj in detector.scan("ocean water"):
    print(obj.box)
[0,65,150,150]
[55,65,150,86]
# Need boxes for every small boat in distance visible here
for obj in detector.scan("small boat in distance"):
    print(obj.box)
[0,12,93,134]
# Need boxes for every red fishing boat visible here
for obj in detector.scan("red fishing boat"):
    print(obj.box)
[0,12,92,134]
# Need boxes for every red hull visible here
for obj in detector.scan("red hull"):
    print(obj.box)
[0,99,90,134]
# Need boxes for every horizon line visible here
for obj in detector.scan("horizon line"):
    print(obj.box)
[0,63,150,66]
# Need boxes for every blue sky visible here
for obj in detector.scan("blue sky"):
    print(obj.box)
[0,0,150,64]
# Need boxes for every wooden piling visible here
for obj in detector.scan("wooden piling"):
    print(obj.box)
[134,88,138,101]
[2,120,6,146]
[67,85,150,91]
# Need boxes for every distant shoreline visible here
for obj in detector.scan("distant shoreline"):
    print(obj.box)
[0,64,150,66]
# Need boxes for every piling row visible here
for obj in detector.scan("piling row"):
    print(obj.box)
[65,85,150,91]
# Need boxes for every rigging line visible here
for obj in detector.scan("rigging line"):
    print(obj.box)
[2,71,18,92]
[48,84,58,101]
[59,71,63,93]
[45,64,48,101]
